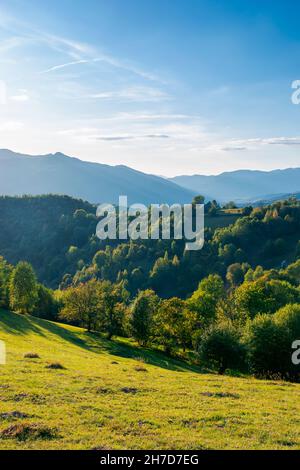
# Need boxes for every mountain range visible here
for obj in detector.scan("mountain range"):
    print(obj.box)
[0,149,299,205]
[170,168,300,203]
[0,149,195,205]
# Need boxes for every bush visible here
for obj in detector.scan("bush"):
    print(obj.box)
[245,305,300,381]
[245,315,286,379]
[198,324,246,374]
[274,304,300,381]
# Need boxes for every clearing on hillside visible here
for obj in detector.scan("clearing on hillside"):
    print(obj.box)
[0,310,299,450]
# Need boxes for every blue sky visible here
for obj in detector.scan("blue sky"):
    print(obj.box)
[0,0,300,175]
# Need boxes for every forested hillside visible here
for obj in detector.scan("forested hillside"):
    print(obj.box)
[0,195,299,299]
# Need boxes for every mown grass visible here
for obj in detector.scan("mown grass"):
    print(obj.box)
[0,310,299,450]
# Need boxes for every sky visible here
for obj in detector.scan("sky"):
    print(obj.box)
[0,0,300,176]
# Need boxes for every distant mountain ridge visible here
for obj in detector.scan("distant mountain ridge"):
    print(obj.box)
[1,149,299,205]
[238,191,300,206]
[170,168,300,202]
[0,149,196,205]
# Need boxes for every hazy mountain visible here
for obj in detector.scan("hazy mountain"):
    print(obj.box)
[238,191,300,206]
[170,168,300,202]
[0,149,196,205]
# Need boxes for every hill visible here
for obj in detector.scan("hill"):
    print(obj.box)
[0,195,242,290]
[0,149,195,206]
[170,168,300,203]
[0,311,299,450]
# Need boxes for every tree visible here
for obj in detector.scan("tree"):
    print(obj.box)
[274,304,300,381]
[9,262,38,314]
[93,250,108,270]
[223,201,237,210]
[187,274,225,328]
[244,265,264,282]
[33,284,58,320]
[97,281,129,339]
[198,324,245,375]
[226,263,244,287]
[153,298,191,354]
[192,195,205,205]
[0,257,12,309]
[245,314,288,380]
[130,290,159,346]
[60,279,99,332]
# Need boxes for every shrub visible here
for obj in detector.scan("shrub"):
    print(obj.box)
[198,324,246,375]
[245,314,287,380]
[274,304,300,381]
[245,305,300,381]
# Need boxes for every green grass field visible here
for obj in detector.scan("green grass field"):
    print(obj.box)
[0,310,299,450]
[205,213,241,230]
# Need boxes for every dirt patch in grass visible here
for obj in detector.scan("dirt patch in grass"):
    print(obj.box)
[95,387,114,395]
[120,387,139,394]
[134,366,148,372]
[181,419,199,429]
[0,423,57,441]
[201,392,240,399]
[45,362,65,370]
[12,393,46,404]
[24,353,40,359]
[0,411,30,420]
[276,439,298,447]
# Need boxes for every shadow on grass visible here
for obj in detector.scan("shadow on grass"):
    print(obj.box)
[98,337,202,373]
[0,310,86,348]
[0,310,201,374]
[0,310,47,337]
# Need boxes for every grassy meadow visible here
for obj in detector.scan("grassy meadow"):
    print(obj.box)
[0,310,299,450]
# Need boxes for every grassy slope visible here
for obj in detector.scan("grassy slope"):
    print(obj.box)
[0,311,299,450]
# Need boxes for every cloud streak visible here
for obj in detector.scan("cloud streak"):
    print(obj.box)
[87,86,170,102]
[0,7,165,83]
[208,136,300,153]
[97,134,170,141]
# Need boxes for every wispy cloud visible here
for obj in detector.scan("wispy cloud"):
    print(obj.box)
[264,137,300,146]
[0,7,165,83]
[87,86,170,102]
[40,51,165,82]
[97,134,170,141]
[207,136,300,152]
[222,146,247,152]
[40,59,92,74]
[94,112,195,122]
